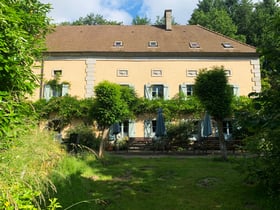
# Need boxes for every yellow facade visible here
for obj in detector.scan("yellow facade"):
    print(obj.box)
[33,56,260,139]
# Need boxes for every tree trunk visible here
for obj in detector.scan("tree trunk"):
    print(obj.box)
[217,119,227,160]
[98,128,109,158]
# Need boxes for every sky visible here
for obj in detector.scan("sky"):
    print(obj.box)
[39,0,203,25]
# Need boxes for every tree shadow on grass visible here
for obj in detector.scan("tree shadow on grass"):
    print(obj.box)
[48,156,158,210]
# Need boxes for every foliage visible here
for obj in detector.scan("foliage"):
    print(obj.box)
[194,67,233,121]
[0,0,51,96]
[0,129,65,209]
[240,5,280,196]
[33,95,93,129]
[0,92,37,149]
[132,16,151,25]
[60,13,122,25]
[66,125,101,152]
[165,121,197,149]
[189,8,244,41]
[134,95,202,121]
[154,15,178,25]
[90,81,130,130]
[194,67,233,159]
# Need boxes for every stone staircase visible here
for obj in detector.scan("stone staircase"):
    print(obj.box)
[127,138,153,151]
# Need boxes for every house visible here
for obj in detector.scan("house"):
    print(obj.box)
[32,10,261,141]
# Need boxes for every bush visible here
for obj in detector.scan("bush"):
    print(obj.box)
[66,125,101,152]
[165,120,197,150]
[0,129,65,209]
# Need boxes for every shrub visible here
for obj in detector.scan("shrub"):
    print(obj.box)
[0,129,65,209]
[66,125,101,152]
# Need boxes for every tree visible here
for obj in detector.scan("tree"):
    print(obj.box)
[0,0,51,97]
[90,81,131,158]
[61,13,122,25]
[132,16,151,25]
[194,67,233,160]
[154,15,178,25]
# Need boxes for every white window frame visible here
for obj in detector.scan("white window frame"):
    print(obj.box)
[189,42,200,48]
[186,69,198,77]
[117,69,128,77]
[180,83,194,97]
[113,41,123,47]
[222,42,233,48]
[52,69,62,77]
[224,69,232,76]
[145,84,169,100]
[148,41,158,47]
[151,69,162,77]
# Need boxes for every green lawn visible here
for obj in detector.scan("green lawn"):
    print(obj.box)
[50,153,277,210]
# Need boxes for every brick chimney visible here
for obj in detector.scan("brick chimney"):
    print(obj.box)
[164,9,172,31]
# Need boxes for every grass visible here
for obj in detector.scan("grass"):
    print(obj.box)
[50,153,279,210]
[0,129,65,209]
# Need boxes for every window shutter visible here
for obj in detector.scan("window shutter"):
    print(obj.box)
[144,120,152,138]
[128,120,136,137]
[233,85,239,96]
[144,84,152,99]
[164,85,169,100]
[109,125,115,141]
[62,84,69,96]
[44,85,51,101]
[179,83,187,95]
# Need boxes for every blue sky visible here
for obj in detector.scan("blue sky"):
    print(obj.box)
[40,0,260,25]
[40,0,200,25]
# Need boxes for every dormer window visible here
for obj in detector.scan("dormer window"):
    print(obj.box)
[114,41,123,47]
[222,42,233,48]
[189,42,200,48]
[148,41,158,47]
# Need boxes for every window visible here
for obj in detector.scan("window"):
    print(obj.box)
[43,83,69,101]
[180,84,194,96]
[109,120,135,140]
[151,69,162,77]
[144,84,169,100]
[222,42,233,48]
[189,42,200,48]
[52,70,62,77]
[144,119,157,138]
[186,69,198,77]
[148,41,158,47]
[117,69,128,77]
[113,41,123,47]
[224,69,232,76]
[152,85,164,98]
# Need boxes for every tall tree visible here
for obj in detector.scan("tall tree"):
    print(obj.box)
[61,13,122,25]
[189,8,244,40]
[154,15,178,25]
[0,0,51,96]
[132,16,151,25]
[90,81,131,158]
[194,67,233,160]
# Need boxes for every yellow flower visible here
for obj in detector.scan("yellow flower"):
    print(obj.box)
[5,201,10,207]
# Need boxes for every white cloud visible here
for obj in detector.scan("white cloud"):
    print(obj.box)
[140,0,198,24]
[40,0,261,25]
